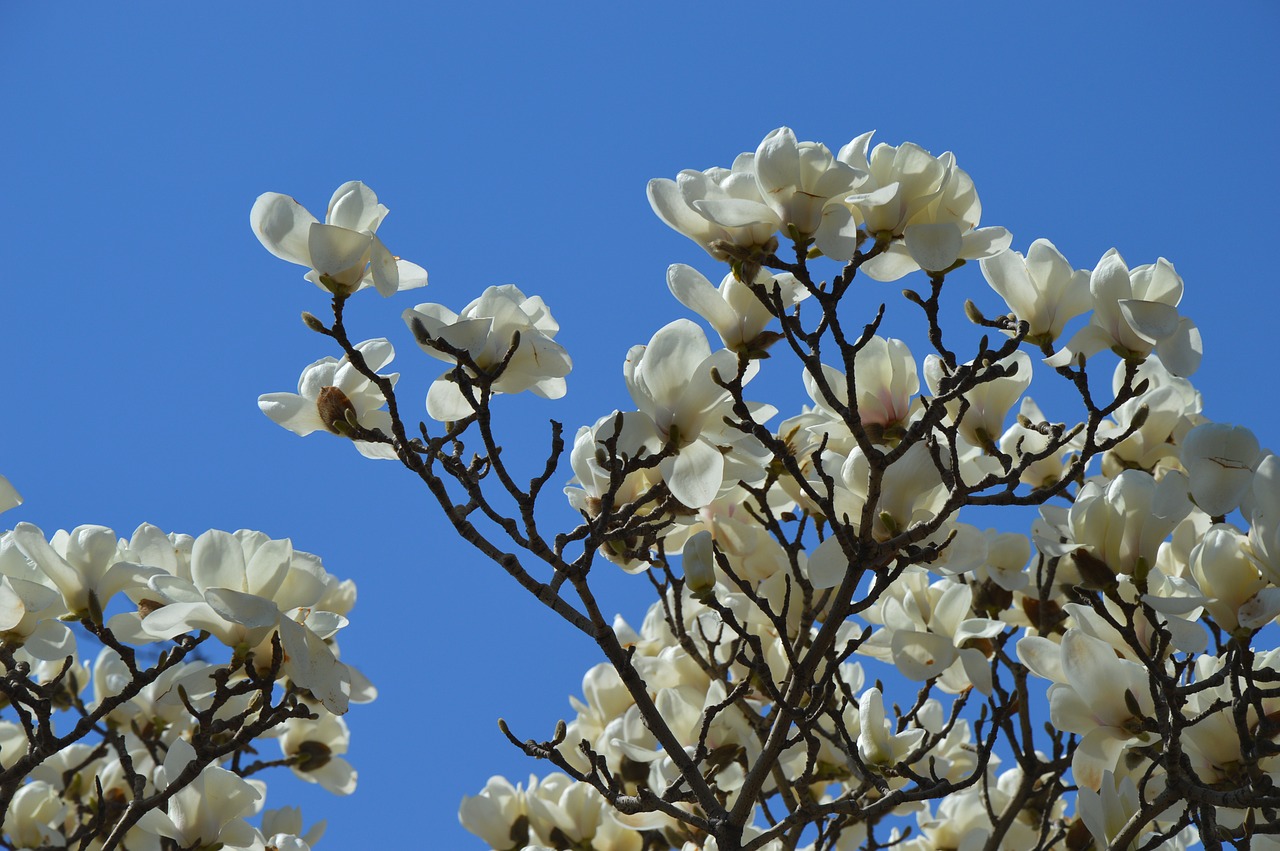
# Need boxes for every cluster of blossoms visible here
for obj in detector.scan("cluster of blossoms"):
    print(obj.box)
[241,130,1274,851]
[0,482,369,849]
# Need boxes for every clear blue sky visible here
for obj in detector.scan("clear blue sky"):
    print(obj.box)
[2,3,1277,846]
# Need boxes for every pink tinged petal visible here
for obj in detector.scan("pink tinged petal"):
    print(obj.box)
[1155,317,1202,377]
[306,224,370,279]
[667,264,736,336]
[368,236,399,297]
[326,181,385,232]
[1117,299,1180,344]
[250,193,317,265]
[661,439,725,509]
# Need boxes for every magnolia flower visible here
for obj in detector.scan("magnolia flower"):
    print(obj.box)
[648,160,780,261]
[800,336,920,451]
[830,140,1009,279]
[980,238,1091,344]
[1181,422,1263,517]
[126,529,352,714]
[750,127,865,236]
[10,522,163,619]
[667,264,807,354]
[1045,249,1201,376]
[259,338,399,460]
[279,714,357,795]
[1189,525,1278,632]
[251,180,427,297]
[924,350,1032,453]
[1017,629,1159,789]
[137,739,263,849]
[856,687,926,771]
[624,319,772,508]
[404,285,572,421]
[999,397,1081,489]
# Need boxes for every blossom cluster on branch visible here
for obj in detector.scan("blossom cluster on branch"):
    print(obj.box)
[0,481,371,849]
[241,128,1278,851]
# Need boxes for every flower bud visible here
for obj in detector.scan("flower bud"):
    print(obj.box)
[683,530,717,596]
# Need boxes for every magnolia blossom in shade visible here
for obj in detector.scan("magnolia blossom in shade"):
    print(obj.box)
[259,338,399,460]
[1045,249,1202,376]
[856,687,926,771]
[1180,422,1263,516]
[1076,771,1152,851]
[404,284,572,422]
[666,264,807,354]
[1189,525,1279,632]
[250,181,427,297]
[800,336,920,450]
[999,397,1081,489]
[1246,453,1280,586]
[278,714,358,795]
[924,350,1032,452]
[980,238,1091,344]
[624,319,773,509]
[1017,629,1159,789]
[1034,469,1192,580]
[136,739,263,849]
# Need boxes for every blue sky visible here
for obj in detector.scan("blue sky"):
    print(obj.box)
[2,2,1278,846]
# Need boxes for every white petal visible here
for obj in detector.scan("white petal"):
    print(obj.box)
[660,440,724,509]
[250,193,317,266]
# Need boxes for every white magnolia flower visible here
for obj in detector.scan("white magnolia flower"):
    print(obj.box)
[251,180,427,297]
[624,319,772,509]
[137,739,263,849]
[279,714,357,795]
[749,127,865,237]
[127,528,353,714]
[648,159,780,260]
[404,284,572,421]
[980,238,1091,344]
[259,338,399,460]
[924,350,1032,453]
[1017,629,1158,789]
[999,397,1081,489]
[10,522,163,618]
[667,264,807,354]
[1181,422,1263,517]
[1046,249,1202,376]
[856,687,926,771]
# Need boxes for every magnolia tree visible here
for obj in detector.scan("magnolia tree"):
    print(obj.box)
[3,129,1279,850]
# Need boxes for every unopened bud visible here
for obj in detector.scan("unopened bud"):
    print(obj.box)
[683,530,717,597]
[301,312,327,333]
[963,300,985,325]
